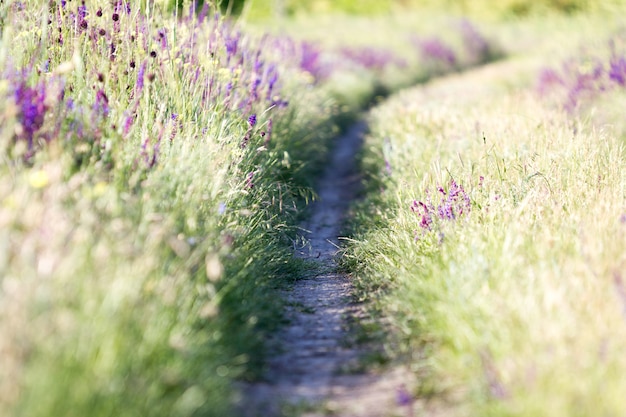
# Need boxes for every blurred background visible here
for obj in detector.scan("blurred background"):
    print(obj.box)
[162,0,626,19]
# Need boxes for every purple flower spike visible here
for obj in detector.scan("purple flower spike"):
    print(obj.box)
[246,171,255,189]
[136,61,147,95]
[396,385,412,406]
[94,89,109,117]
[14,80,47,150]
[248,114,257,128]
[413,36,457,68]
[411,179,472,238]
[609,53,626,86]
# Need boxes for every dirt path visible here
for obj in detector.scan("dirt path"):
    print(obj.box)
[240,121,414,417]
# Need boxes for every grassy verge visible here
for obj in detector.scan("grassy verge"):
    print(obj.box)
[342,14,626,416]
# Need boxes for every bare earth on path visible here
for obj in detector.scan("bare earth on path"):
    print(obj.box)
[239,121,415,417]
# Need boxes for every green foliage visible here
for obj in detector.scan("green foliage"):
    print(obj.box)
[342,16,626,416]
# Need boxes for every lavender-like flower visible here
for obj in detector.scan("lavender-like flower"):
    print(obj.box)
[157,28,168,49]
[411,179,471,236]
[609,53,626,86]
[458,19,493,64]
[94,89,109,117]
[136,61,147,95]
[14,80,47,150]
[413,36,457,68]
[300,41,326,82]
[340,46,406,72]
[245,171,254,188]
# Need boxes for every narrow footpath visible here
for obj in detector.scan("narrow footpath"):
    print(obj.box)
[242,121,414,417]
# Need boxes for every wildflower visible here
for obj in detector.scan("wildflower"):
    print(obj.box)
[395,385,412,406]
[300,41,325,81]
[122,114,135,136]
[136,61,146,94]
[28,170,49,189]
[247,113,257,128]
[245,171,254,188]
[458,19,493,64]
[411,179,471,236]
[157,28,168,49]
[14,80,47,150]
[94,89,109,116]
[413,36,457,68]
[609,53,626,86]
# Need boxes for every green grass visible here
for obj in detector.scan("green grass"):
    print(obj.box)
[0,1,499,416]
[342,14,626,417]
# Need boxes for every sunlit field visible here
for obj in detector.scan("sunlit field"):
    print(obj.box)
[0,1,495,416]
[343,11,626,417]
[2,0,626,416]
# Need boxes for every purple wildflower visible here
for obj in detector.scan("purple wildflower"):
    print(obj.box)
[536,68,562,95]
[136,61,147,95]
[245,171,255,188]
[14,80,47,150]
[411,179,471,237]
[78,1,87,21]
[94,89,109,117]
[266,65,278,101]
[396,385,412,407]
[413,36,457,68]
[123,114,134,136]
[157,28,168,49]
[340,46,406,72]
[300,41,326,82]
[609,53,626,86]
[248,113,257,128]
[141,136,161,169]
[458,19,493,64]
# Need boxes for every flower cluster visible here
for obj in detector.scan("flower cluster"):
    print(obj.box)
[13,79,47,152]
[2,2,303,168]
[536,33,626,112]
[412,36,458,69]
[339,46,406,73]
[458,19,496,64]
[411,179,471,235]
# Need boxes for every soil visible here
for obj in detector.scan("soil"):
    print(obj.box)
[239,121,415,417]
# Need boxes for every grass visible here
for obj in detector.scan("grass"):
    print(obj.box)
[342,13,626,416]
[0,1,500,416]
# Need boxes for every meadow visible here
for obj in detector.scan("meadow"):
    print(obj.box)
[0,1,497,416]
[343,11,626,417]
[3,0,626,416]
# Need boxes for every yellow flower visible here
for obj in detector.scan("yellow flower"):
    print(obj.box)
[93,181,108,197]
[28,170,49,189]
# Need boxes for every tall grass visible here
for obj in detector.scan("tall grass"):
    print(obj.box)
[0,1,500,415]
[0,1,336,415]
[343,17,626,416]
